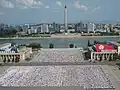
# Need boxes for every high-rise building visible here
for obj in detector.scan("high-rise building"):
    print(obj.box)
[53,22,60,33]
[41,24,49,33]
[28,27,37,34]
[67,23,75,33]
[64,5,68,33]
[87,22,95,33]
[48,24,54,33]
[22,24,30,33]
[75,22,83,33]
[104,24,110,33]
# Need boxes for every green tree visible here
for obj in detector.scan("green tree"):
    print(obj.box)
[11,42,16,46]
[75,46,77,48]
[49,43,54,48]
[69,44,74,48]
[94,40,97,45]
[88,40,90,46]
[104,41,107,44]
[28,43,42,49]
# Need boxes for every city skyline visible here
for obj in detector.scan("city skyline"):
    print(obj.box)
[0,0,120,25]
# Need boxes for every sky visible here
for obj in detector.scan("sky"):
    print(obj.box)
[0,0,120,25]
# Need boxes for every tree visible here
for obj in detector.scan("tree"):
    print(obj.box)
[94,40,97,45]
[88,40,90,46]
[104,41,107,44]
[49,43,54,48]
[28,43,42,49]
[75,46,77,48]
[69,44,74,48]
[20,29,23,32]
[11,42,16,46]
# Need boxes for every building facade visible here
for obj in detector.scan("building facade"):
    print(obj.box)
[75,22,83,33]
[109,41,120,54]
[87,22,95,33]
[28,27,37,34]
[41,24,49,33]
[91,51,117,61]
[53,22,60,33]
[22,24,30,33]
[88,44,117,61]
[0,43,32,64]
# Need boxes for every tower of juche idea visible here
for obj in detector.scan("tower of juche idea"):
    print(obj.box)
[64,5,68,33]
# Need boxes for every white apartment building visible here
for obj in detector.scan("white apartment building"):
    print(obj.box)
[28,27,37,34]
[41,24,49,33]
[22,24,30,33]
[87,22,95,33]
[104,24,110,33]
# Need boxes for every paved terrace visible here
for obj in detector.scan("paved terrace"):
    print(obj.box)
[0,48,119,89]
[0,65,115,89]
[31,48,85,64]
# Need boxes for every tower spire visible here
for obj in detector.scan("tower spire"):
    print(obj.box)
[65,5,67,8]
[64,4,68,33]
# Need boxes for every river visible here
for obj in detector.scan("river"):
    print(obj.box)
[0,37,119,48]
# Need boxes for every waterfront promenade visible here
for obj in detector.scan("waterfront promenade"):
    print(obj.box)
[0,35,120,40]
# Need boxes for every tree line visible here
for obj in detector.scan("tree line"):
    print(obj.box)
[26,43,77,49]
[0,28,17,37]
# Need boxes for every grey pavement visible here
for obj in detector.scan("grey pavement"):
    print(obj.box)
[0,48,120,90]
[31,48,85,63]
[0,65,115,89]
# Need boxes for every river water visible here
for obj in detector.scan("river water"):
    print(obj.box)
[0,37,119,48]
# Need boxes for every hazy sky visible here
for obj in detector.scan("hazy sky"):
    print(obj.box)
[0,0,119,24]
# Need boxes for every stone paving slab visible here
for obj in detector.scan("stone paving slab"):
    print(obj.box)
[31,48,85,63]
[0,65,115,89]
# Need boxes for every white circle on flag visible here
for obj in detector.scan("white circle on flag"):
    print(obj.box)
[99,45,104,50]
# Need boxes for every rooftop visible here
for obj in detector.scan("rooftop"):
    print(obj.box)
[0,43,11,48]
[95,44,116,52]
[109,41,120,46]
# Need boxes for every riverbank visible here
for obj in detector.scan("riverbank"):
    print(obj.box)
[51,34,120,38]
[0,35,120,40]
[0,38,12,40]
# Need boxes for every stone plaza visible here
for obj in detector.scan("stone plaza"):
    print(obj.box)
[0,65,115,89]
[0,48,119,90]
